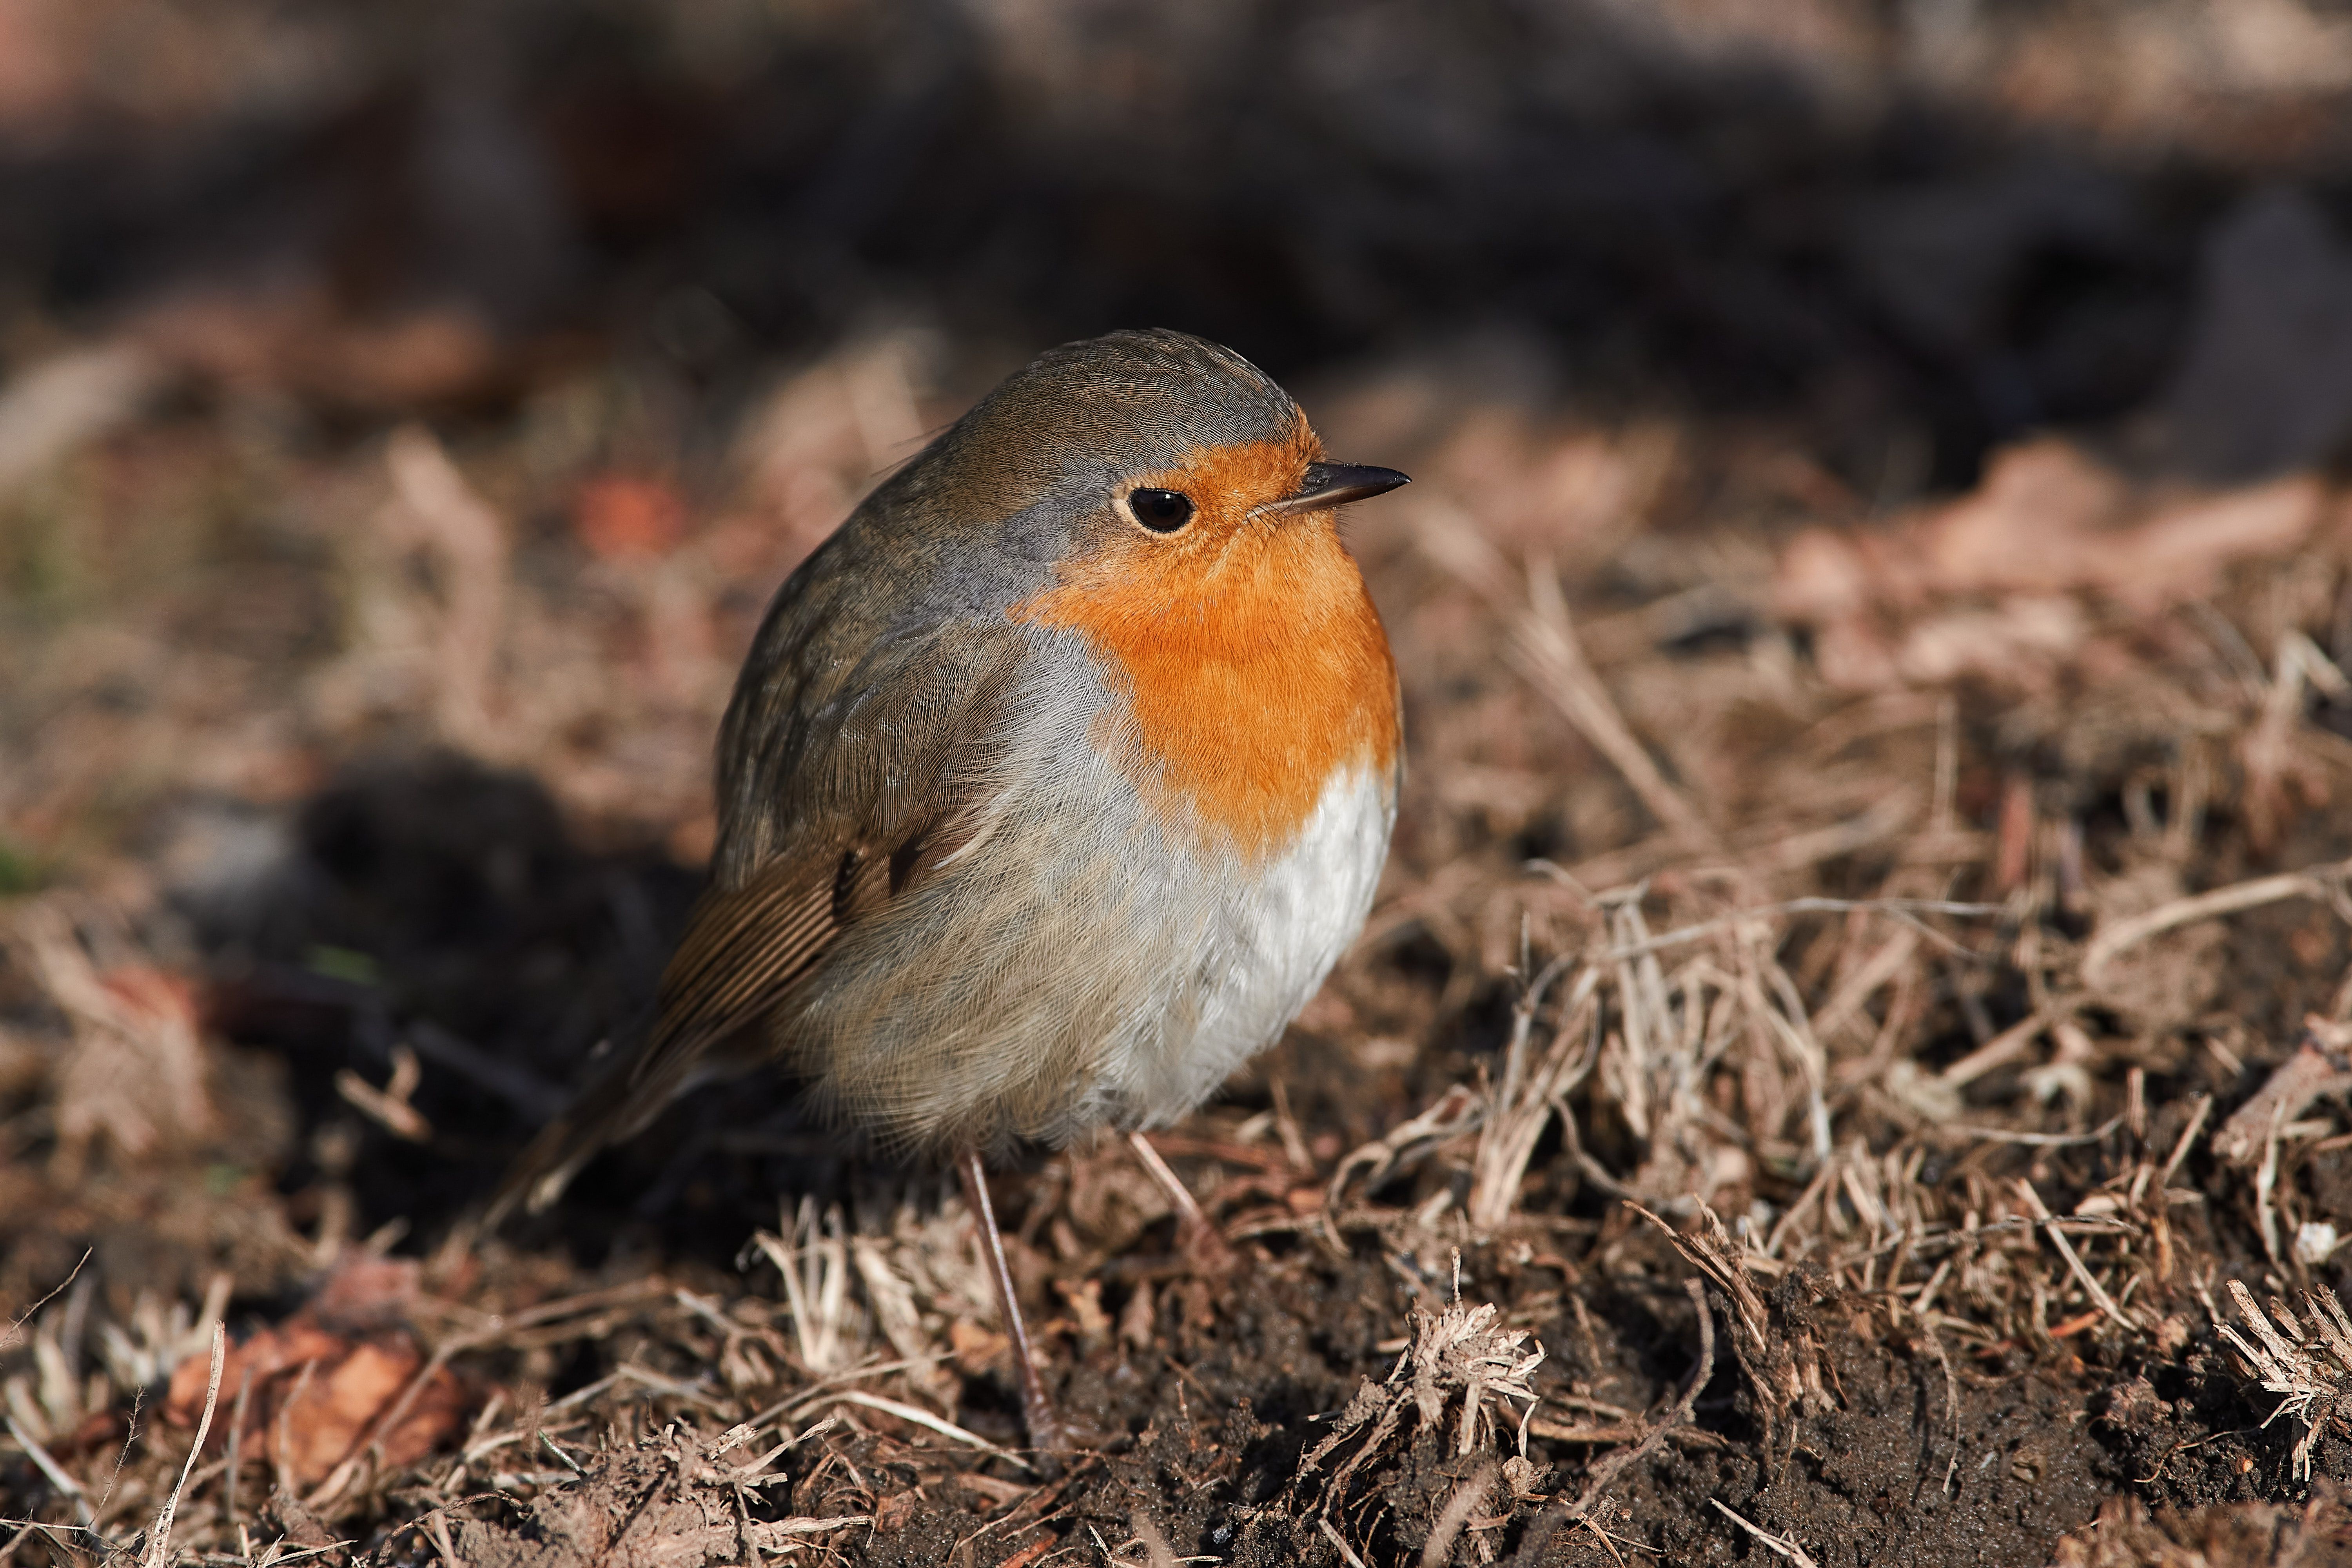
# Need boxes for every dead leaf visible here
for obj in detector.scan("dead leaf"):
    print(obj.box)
[163,1255,468,1484]
[574,475,687,559]
[1771,432,2332,695]
[871,1490,920,1534]
[164,1319,344,1428]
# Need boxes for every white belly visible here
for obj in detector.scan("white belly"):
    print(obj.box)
[1097,760,1397,1127]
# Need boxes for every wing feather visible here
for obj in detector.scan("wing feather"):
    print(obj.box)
[646,867,839,1064]
[484,618,1031,1223]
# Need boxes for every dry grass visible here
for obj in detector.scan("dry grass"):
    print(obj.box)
[6,300,2352,1548]
[7,349,2352,1557]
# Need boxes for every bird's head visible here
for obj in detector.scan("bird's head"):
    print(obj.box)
[901,329,1407,608]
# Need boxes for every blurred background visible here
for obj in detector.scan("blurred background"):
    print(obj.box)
[10,2,2352,1557]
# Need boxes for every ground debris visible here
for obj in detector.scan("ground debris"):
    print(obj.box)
[387,1425,870,1568]
[159,1254,469,1491]
[2049,1481,2352,1568]
[1293,1263,1544,1563]
[2216,1281,2352,1480]
[1636,1202,1835,1462]
[1299,1270,1544,1481]
[2213,1029,2352,1169]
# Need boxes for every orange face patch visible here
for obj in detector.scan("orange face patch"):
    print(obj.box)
[1012,421,1401,861]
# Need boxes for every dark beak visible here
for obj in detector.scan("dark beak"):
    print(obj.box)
[1262,461,1411,517]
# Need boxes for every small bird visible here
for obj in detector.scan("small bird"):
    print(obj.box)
[493,329,1407,1450]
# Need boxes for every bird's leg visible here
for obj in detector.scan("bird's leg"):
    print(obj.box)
[1127,1131,1236,1274]
[956,1148,1067,1459]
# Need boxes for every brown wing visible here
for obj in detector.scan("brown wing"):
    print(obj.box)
[644,860,848,1069]
[637,811,984,1083]
[483,614,1027,1225]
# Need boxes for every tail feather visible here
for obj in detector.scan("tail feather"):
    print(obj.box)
[481,1044,695,1230]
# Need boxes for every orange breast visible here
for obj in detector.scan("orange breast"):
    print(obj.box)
[1013,436,1399,862]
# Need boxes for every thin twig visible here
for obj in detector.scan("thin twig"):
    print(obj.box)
[1420,1458,1499,1568]
[541,1372,624,1419]
[423,1509,465,1568]
[730,1416,842,1482]
[2160,1096,2214,1190]
[1939,1113,2126,1147]
[1937,1008,2064,1090]
[1512,550,1719,851]
[0,1250,90,1353]
[303,1282,673,1506]
[142,1320,224,1568]
[2016,1181,2134,1333]
[538,1432,586,1477]
[1522,887,2006,966]
[1710,1500,1820,1568]
[1920,1322,1961,1492]
[91,1386,142,1526]
[822,1392,1034,1471]
[750,1353,956,1426]
[2255,1099,2288,1272]
[1317,1517,1371,1568]
[2082,863,2352,987]
[223,1365,253,1541]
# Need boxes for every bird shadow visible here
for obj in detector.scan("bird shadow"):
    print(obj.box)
[178,748,842,1274]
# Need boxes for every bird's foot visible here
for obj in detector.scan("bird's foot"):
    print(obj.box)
[1020,1387,1074,1476]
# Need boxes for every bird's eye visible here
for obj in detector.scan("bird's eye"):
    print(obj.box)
[1126,488,1194,534]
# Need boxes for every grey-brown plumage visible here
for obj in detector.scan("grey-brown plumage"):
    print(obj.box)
[491,329,1403,1223]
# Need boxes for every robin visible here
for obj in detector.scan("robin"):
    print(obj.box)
[492,329,1407,1452]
